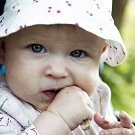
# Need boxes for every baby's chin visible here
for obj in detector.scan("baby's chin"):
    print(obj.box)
[33,90,61,112]
[34,101,51,112]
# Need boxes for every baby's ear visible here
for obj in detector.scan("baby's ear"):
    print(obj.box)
[0,38,5,64]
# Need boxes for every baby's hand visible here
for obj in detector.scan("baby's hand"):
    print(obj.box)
[94,111,135,135]
[47,86,94,130]
[34,86,94,135]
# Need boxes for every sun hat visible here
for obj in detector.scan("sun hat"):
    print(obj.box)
[0,0,127,66]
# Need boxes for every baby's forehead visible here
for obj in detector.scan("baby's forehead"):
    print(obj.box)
[5,24,105,53]
[8,24,104,42]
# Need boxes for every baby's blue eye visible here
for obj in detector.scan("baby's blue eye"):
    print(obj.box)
[28,44,46,53]
[70,50,87,58]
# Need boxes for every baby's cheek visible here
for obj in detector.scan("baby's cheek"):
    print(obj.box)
[87,83,97,96]
[84,76,98,96]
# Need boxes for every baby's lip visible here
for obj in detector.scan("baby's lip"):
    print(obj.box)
[42,88,63,100]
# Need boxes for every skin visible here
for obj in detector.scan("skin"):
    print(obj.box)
[0,24,107,135]
[94,112,135,135]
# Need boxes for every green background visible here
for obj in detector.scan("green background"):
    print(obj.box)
[102,0,135,118]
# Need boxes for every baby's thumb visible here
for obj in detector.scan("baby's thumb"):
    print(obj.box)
[119,111,133,128]
[94,113,110,129]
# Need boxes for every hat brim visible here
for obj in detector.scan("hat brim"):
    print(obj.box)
[0,1,127,66]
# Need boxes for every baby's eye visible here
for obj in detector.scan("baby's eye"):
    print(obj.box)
[70,50,87,58]
[28,44,46,53]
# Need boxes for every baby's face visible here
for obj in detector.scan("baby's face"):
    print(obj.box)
[2,25,106,111]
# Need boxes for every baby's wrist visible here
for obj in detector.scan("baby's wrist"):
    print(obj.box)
[47,110,71,130]
[34,111,71,135]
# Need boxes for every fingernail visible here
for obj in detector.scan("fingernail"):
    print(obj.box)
[95,112,102,117]
[120,111,126,118]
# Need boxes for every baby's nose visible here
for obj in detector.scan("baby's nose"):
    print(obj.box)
[44,64,68,79]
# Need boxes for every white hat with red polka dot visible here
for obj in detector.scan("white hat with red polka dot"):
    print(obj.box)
[0,0,127,66]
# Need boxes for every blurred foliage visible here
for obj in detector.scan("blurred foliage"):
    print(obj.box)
[112,0,128,29]
[101,0,135,118]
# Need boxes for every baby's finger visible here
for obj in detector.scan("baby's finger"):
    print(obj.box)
[80,91,95,131]
[100,128,135,135]
[119,111,133,128]
[94,113,120,129]
[81,90,95,111]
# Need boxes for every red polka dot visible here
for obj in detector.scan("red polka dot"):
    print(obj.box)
[57,10,61,13]
[48,7,52,9]
[68,4,71,6]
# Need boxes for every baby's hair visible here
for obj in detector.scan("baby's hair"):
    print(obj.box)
[0,0,6,15]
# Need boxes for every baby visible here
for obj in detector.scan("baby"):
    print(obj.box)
[0,0,129,135]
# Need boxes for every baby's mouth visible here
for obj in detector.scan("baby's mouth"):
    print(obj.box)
[42,88,61,100]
